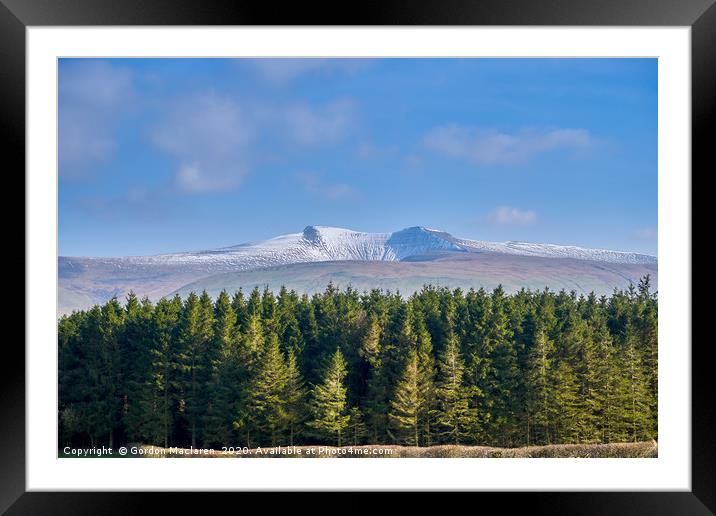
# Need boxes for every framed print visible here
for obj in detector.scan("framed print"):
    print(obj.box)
[3,0,713,512]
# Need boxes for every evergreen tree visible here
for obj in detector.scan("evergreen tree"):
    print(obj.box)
[308,348,350,446]
[551,360,581,443]
[416,320,437,446]
[58,277,658,450]
[389,349,422,445]
[99,298,124,448]
[242,333,288,446]
[434,333,473,444]
[347,406,368,446]
[485,286,519,446]
[122,295,157,444]
[202,291,238,447]
[284,348,307,445]
[70,306,109,447]
[231,289,248,332]
[592,323,618,443]
[361,317,388,442]
[175,292,204,447]
[240,312,265,373]
[296,295,320,383]
[150,296,182,447]
[635,275,658,438]
[525,330,554,445]
[460,288,491,442]
[615,331,653,442]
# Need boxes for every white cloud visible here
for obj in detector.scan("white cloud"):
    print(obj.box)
[150,93,253,193]
[488,206,537,226]
[296,172,358,201]
[148,92,357,193]
[59,60,134,177]
[285,99,356,145]
[59,60,360,193]
[424,125,594,165]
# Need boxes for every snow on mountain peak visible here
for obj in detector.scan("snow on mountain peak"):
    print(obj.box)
[63,225,657,275]
[298,225,463,261]
[302,225,362,242]
[385,226,463,258]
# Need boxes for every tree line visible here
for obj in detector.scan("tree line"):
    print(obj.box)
[58,276,657,449]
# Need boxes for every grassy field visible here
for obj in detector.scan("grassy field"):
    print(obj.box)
[120,440,657,458]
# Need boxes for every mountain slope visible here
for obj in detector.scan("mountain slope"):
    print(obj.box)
[173,253,658,301]
[59,225,657,314]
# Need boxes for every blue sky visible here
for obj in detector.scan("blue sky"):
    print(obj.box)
[58,58,657,257]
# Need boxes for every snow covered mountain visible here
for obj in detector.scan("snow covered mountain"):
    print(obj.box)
[65,225,656,270]
[58,225,657,315]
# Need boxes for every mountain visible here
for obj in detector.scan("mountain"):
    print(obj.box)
[172,252,657,302]
[59,225,657,315]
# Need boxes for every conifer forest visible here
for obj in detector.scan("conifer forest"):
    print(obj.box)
[58,276,657,452]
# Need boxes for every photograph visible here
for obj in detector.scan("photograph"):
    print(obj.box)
[56,57,660,459]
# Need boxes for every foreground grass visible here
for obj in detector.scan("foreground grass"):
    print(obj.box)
[120,440,657,458]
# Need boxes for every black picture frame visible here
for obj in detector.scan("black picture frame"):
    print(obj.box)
[3,0,712,512]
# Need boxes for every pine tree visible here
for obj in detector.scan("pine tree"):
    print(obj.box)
[231,302,268,446]
[360,316,382,367]
[551,360,581,443]
[592,323,618,443]
[635,275,658,438]
[308,348,350,446]
[241,312,265,373]
[389,349,422,446]
[360,317,387,443]
[150,296,182,447]
[284,348,307,445]
[347,406,368,446]
[434,333,473,444]
[68,306,108,447]
[122,294,158,444]
[202,291,238,447]
[261,287,278,334]
[176,292,204,447]
[525,330,554,445]
[615,331,653,442]
[99,298,124,448]
[58,277,658,451]
[312,284,342,379]
[459,289,491,443]
[416,323,437,446]
[296,295,319,382]
[231,289,248,332]
[243,333,288,446]
[246,287,262,318]
[485,286,519,446]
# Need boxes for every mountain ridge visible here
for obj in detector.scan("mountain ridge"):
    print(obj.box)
[58,225,657,315]
[61,224,656,265]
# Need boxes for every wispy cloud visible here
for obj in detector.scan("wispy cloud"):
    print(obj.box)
[147,92,358,192]
[285,99,357,145]
[296,172,358,201]
[150,93,253,193]
[488,206,537,226]
[424,125,594,165]
[59,60,134,178]
[247,58,370,84]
